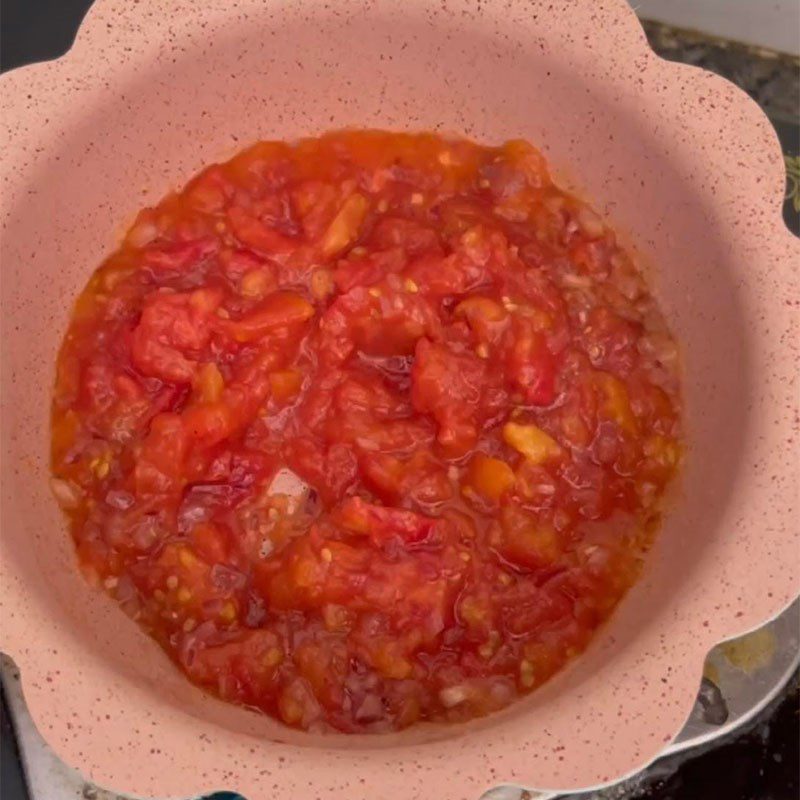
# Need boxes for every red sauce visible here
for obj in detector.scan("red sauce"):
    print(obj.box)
[51,131,681,732]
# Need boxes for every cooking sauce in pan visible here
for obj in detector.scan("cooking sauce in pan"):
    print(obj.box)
[51,131,681,731]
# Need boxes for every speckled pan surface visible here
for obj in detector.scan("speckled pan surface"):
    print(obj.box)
[0,1,797,798]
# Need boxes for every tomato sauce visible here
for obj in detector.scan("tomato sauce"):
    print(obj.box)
[51,131,681,732]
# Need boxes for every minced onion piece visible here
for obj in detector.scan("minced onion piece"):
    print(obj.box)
[439,684,470,708]
[576,206,605,238]
[210,564,247,592]
[267,468,309,514]
[354,693,385,722]
[560,273,593,290]
[638,331,679,369]
[125,218,159,248]
[105,489,135,510]
[50,478,83,510]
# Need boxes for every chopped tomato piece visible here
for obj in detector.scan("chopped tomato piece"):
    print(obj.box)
[219,292,315,343]
[227,206,297,255]
[334,497,437,547]
[361,450,451,508]
[580,306,641,376]
[182,401,235,447]
[463,454,515,503]
[320,193,369,257]
[454,296,509,344]
[284,437,358,505]
[502,422,563,465]
[218,248,267,277]
[353,288,440,358]
[269,369,304,403]
[492,504,561,571]
[134,413,189,496]
[333,248,405,293]
[291,180,340,240]
[502,316,557,405]
[594,371,638,434]
[131,288,223,383]
[368,217,441,256]
[404,252,487,297]
[191,521,230,564]
[318,284,439,363]
[411,338,489,455]
[193,362,225,404]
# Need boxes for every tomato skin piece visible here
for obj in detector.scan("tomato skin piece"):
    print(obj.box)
[142,237,219,272]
